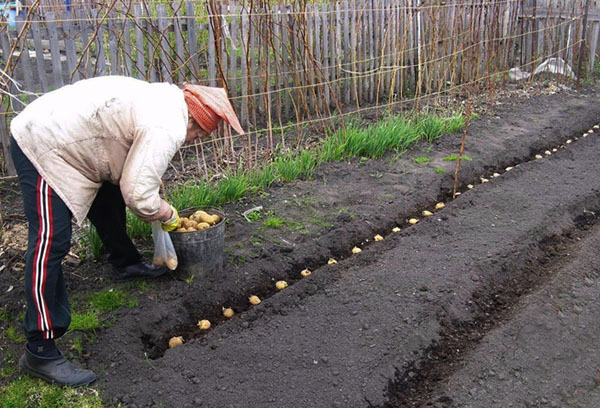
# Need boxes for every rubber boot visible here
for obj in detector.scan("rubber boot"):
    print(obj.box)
[19,347,96,387]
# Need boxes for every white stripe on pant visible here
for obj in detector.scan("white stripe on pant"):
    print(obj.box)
[33,177,54,340]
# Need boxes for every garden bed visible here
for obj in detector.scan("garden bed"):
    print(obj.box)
[1,82,600,406]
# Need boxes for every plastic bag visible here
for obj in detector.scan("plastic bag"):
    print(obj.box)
[151,221,178,270]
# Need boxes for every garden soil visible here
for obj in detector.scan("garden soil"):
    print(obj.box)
[1,84,600,407]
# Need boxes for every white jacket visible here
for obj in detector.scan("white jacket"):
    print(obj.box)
[11,76,188,226]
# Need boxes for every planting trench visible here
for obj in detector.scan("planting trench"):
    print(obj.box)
[76,87,600,407]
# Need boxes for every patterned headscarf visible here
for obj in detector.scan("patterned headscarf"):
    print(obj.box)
[183,84,244,135]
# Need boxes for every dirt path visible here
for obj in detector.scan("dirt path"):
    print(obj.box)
[86,89,600,407]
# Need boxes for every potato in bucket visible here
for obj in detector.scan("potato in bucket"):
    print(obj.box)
[168,208,225,280]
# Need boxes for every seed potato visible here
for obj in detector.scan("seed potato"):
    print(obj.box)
[166,257,178,270]
[196,222,210,231]
[197,319,211,330]
[174,211,222,232]
[249,295,261,305]
[300,269,312,277]
[168,336,184,348]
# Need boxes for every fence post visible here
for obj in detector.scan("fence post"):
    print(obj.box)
[577,0,591,89]
[0,25,16,176]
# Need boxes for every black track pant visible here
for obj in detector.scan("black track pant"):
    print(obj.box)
[11,138,141,342]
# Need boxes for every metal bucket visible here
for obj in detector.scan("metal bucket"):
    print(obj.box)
[168,208,225,280]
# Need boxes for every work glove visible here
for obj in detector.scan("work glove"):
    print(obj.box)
[161,205,180,232]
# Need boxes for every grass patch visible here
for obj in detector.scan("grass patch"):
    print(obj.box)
[89,288,127,314]
[129,280,153,292]
[272,150,318,182]
[0,377,102,408]
[311,217,333,228]
[68,287,133,332]
[412,156,431,164]
[246,210,262,222]
[228,255,246,266]
[6,326,26,344]
[288,222,308,232]
[0,365,17,379]
[435,167,446,174]
[443,154,472,161]
[0,308,11,322]
[71,335,84,356]
[69,311,101,332]
[263,217,285,228]
[250,237,263,246]
[81,224,104,260]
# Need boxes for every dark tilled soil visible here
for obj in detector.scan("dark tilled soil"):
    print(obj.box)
[418,220,600,408]
[1,84,600,407]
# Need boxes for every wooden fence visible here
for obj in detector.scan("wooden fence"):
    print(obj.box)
[0,0,596,175]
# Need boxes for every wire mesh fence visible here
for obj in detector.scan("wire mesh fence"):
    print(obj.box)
[0,0,595,177]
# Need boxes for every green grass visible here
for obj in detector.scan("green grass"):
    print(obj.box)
[311,217,333,228]
[0,308,11,322]
[0,377,102,408]
[264,217,285,228]
[435,167,446,174]
[69,311,101,332]
[68,287,134,333]
[412,156,431,164]
[443,154,472,161]
[112,112,467,242]
[5,326,26,344]
[0,364,17,379]
[81,224,104,260]
[127,211,152,240]
[246,210,262,222]
[89,288,127,314]
[71,335,84,356]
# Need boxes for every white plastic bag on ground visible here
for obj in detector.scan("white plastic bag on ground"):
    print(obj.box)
[151,221,178,270]
[533,57,575,78]
[509,57,575,81]
[509,67,531,81]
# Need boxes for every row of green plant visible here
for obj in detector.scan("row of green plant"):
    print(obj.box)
[83,112,466,253]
